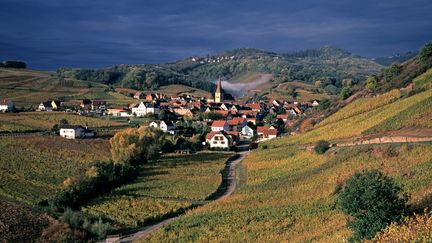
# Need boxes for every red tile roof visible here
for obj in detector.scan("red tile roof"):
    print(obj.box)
[211,120,228,127]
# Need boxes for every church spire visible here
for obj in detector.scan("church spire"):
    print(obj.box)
[215,78,224,103]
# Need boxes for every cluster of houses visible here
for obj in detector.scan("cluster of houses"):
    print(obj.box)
[2,81,321,147]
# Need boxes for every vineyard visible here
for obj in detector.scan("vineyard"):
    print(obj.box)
[364,95,432,134]
[0,136,110,204]
[143,88,432,242]
[0,112,123,132]
[82,153,231,228]
[0,199,50,242]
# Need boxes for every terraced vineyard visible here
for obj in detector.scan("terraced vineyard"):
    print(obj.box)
[0,136,110,204]
[82,153,232,228]
[0,68,136,107]
[143,89,432,242]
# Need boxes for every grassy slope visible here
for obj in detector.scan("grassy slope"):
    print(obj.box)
[82,153,231,228]
[0,68,136,107]
[144,89,432,242]
[0,136,110,204]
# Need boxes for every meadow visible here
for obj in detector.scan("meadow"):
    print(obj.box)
[82,153,232,228]
[0,112,123,132]
[0,136,110,204]
[144,89,432,242]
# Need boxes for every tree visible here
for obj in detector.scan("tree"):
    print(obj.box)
[337,170,408,241]
[314,140,329,154]
[365,75,378,91]
[383,64,401,82]
[339,86,351,100]
[418,42,432,65]
[3,60,26,68]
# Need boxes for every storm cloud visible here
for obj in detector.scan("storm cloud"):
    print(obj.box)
[0,0,431,70]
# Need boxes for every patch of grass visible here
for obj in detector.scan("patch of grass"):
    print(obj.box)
[413,67,432,90]
[82,153,231,228]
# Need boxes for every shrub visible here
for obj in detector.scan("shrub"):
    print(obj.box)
[337,170,408,241]
[339,86,351,99]
[314,140,330,154]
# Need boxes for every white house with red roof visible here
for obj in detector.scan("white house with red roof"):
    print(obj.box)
[227,117,247,131]
[256,126,278,140]
[211,120,229,132]
[206,131,232,149]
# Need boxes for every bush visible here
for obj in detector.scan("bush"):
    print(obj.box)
[337,170,408,241]
[339,86,351,99]
[314,140,330,154]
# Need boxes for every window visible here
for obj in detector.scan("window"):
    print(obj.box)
[221,141,225,144]
[213,141,217,144]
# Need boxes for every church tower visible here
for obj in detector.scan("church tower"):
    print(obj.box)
[215,79,224,103]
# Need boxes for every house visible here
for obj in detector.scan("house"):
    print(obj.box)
[149,120,177,134]
[38,100,61,111]
[146,103,160,114]
[107,108,131,117]
[0,99,14,112]
[91,100,106,111]
[146,94,157,102]
[211,120,229,132]
[160,120,176,134]
[206,131,232,149]
[59,125,94,139]
[257,126,278,140]
[38,101,53,111]
[312,100,320,107]
[131,102,147,117]
[276,114,289,123]
[134,91,145,99]
[80,99,92,109]
[246,117,257,125]
[174,108,194,117]
[227,117,247,131]
[241,125,256,139]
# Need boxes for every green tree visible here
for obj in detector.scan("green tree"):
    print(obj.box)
[337,170,408,241]
[365,75,378,91]
[314,140,330,154]
[418,42,432,65]
[339,86,351,99]
[383,64,401,82]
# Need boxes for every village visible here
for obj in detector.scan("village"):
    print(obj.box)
[0,80,320,150]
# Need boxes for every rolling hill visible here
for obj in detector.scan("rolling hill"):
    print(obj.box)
[55,46,384,98]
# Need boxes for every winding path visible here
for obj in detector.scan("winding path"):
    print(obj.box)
[113,146,250,243]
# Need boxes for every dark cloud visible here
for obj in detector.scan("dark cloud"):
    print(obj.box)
[0,0,431,70]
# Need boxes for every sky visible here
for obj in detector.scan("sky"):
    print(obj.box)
[1,0,432,70]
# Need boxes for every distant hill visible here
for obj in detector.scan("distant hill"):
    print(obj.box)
[373,51,417,66]
[56,46,384,96]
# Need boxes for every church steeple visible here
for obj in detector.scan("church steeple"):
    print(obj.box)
[215,79,224,103]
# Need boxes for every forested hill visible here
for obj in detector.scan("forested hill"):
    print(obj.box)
[56,45,384,93]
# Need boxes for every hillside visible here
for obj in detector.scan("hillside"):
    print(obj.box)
[55,46,383,98]
[0,68,137,107]
[144,83,432,241]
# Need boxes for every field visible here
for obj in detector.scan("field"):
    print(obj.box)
[267,81,331,102]
[0,68,137,107]
[0,136,110,204]
[0,112,123,132]
[156,84,212,98]
[82,153,232,228]
[144,89,432,242]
